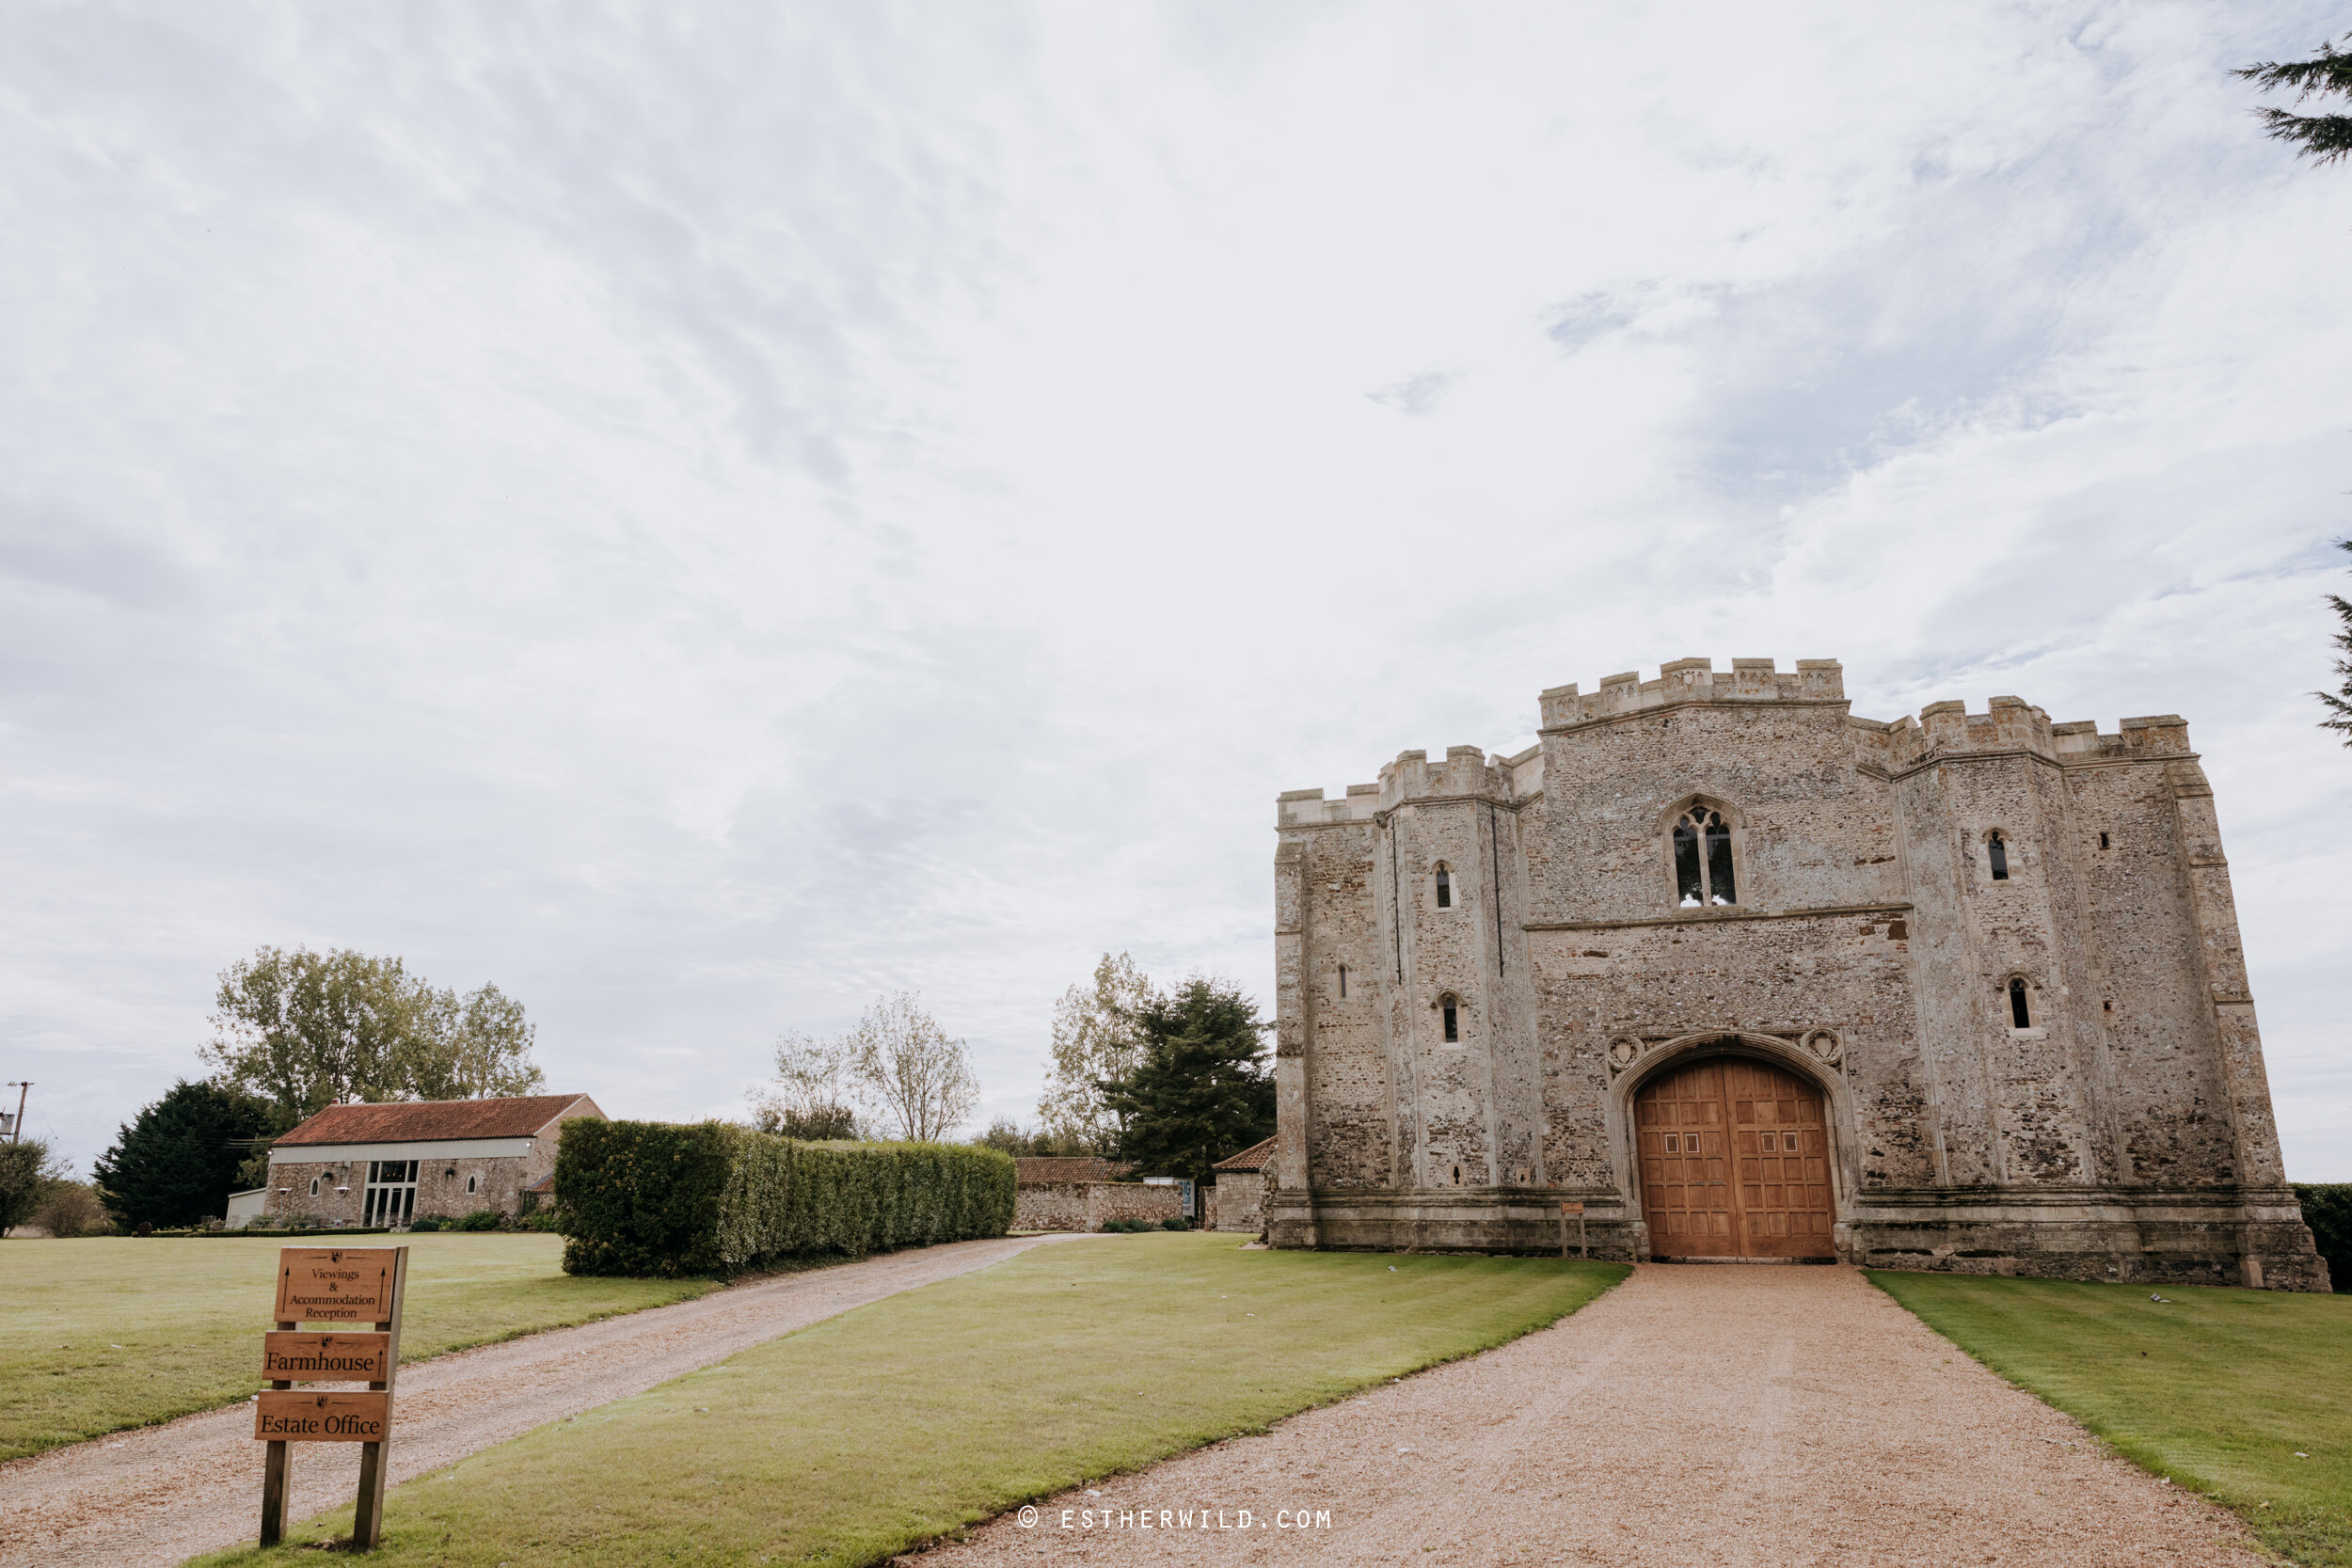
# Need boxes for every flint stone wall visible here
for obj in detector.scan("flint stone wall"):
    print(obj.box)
[1267,657,2327,1290]
[1016,1181,1183,1232]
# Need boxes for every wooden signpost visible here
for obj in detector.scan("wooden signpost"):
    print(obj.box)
[257,1246,408,1550]
[1560,1201,1586,1259]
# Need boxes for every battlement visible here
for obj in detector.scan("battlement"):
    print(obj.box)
[1276,781,1382,828]
[1538,657,1846,729]
[1870,699,2194,770]
[1279,744,1546,827]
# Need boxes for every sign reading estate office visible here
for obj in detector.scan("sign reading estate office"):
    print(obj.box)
[273,1247,396,1323]
[254,1390,390,1443]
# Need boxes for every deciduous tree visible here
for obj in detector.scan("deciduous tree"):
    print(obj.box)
[405,983,547,1101]
[748,1030,866,1139]
[751,992,981,1144]
[846,992,980,1144]
[0,1137,70,1234]
[1037,952,1154,1153]
[199,946,546,1122]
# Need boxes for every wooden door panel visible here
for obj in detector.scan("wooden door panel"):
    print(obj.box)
[1636,1055,1836,1259]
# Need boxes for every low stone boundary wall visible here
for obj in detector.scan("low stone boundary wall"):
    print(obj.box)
[1016,1181,1183,1232]
[1213,1171,1264,1233]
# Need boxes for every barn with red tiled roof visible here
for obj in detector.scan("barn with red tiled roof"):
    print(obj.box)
[254,1094,603,1229]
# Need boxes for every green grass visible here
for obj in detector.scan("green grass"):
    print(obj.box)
[1871,1270,2352,1566]
[0,1235,717,1461]
[196,1233,1626,1567]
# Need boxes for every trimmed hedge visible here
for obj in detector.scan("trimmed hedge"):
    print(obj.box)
[2294,1183,2351,1293]
[555,1118,1016,1277]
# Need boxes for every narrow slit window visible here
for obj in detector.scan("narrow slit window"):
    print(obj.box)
[1673,807,1736,906]
[1435,865,1453,909]
[467,1174,478,1195]
[1338,964,1348,999]
[309,1176,320,1197]
[1441,994,1459,1042]
[2009,977,2032,1029]
[2098,832,2110,849]
[1988,832,2010,879]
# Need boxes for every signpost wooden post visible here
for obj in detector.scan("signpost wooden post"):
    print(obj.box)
[1559,1201,1586,1259]
[257,1246,408,1550]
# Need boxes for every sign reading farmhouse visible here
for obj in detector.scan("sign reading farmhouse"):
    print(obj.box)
[274,1247,397,1323]
[256,1245,409,1552]
[262,1331,392,1382]
[255,1390,390,1442]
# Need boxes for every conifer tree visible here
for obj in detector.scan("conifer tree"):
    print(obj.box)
[1099,975,1274,1190]
[93,1080,273,1229]
[2320,538,2352,743]
[2236,33,2352,166]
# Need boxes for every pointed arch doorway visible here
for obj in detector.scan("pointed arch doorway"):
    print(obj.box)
[1634,1055,1836,1259]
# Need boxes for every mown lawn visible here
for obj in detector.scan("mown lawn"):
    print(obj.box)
[0,1234,717,1461]
[1873,1270,2352,1566]
[198,1233,1627,1567]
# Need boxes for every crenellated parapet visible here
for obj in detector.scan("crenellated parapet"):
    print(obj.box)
[1376,744,1516,811]
[1876,699,2196,774]
[1276,782,1382,828]
[1277,741,1548,826]
[1537,657,1846,730]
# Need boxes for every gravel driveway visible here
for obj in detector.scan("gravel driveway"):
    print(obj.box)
[927,1262,2263,1566]
[0,1232,1087,1568]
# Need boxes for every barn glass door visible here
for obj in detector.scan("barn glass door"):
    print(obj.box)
[363,1160,418,1227]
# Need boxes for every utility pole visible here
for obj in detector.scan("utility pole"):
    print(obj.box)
[6,1082,28,1144]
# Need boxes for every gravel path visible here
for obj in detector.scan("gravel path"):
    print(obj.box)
[927,1262,2264,1566]
[0,1233,1087,1568]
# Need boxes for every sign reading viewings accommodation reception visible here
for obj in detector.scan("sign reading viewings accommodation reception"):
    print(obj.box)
[255,1246,408,1550]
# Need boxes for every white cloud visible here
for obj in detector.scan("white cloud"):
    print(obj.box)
[4,1,2348,1180]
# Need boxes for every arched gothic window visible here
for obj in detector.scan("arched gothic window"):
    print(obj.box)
[1988,832,2010,880]
[2009,976,2032,1030]
[1434,864,1454,909]
[1440,993,1460,1043]
[1673,808,1738,907]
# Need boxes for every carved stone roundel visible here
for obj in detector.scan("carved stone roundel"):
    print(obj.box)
[1802,1028,1842,1065]
[1606,1037,1642,1073]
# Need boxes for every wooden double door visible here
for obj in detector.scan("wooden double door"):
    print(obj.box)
[1634,1057,1836,1259]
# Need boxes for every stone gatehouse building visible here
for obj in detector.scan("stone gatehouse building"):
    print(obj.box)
[1267,657,2327,1290]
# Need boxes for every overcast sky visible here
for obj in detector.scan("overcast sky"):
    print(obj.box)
[6,3,2349,1181]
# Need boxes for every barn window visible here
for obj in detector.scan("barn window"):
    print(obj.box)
[1435,865,1454,909]
[1673,807,1737,906]
[2009,977,2032,1029]
[1988,832,2010,880]
[1440,994,1460,1042]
